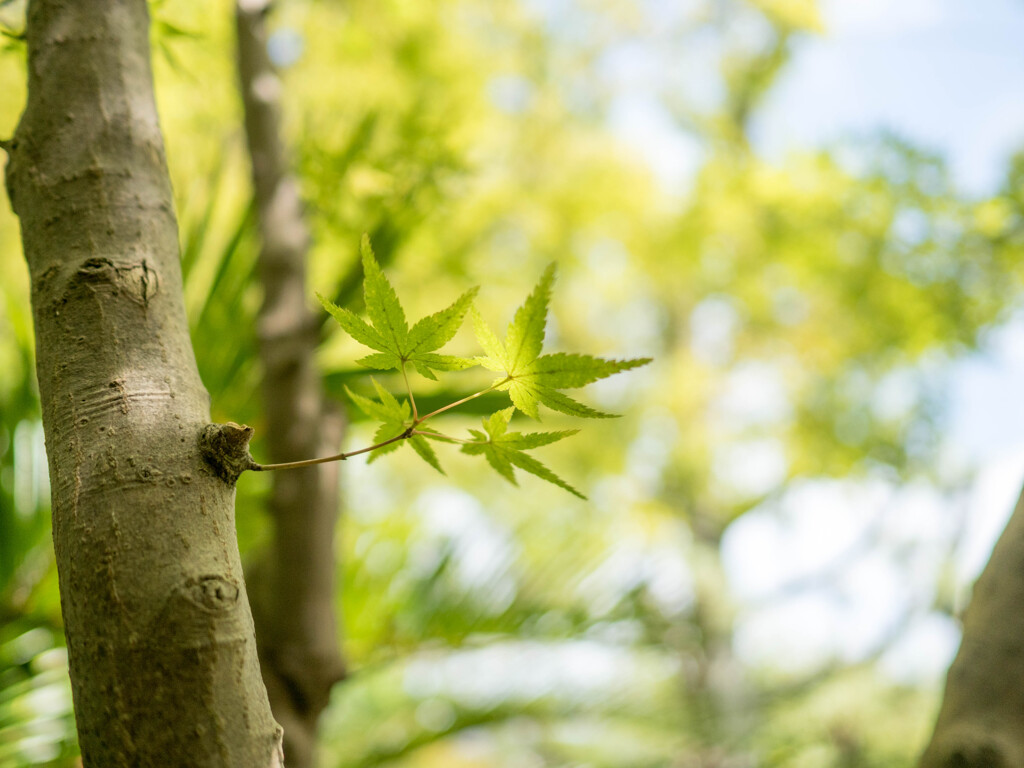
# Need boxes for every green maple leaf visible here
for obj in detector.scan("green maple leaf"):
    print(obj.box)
[318,235,477,380]
[473,264,651,419]
[461,407,583,498]
[345,379,444,474]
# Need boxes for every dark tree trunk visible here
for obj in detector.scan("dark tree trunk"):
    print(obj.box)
[236,3,346,766]
[919,486,1024,768]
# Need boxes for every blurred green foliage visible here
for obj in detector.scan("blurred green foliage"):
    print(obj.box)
[2,0,1024,766]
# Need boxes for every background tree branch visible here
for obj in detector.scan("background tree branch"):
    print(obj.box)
[236,2,346,765]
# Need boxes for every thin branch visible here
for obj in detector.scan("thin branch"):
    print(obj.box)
[415,379,508,425]
[254,428,413,472]
[254,380,507,472]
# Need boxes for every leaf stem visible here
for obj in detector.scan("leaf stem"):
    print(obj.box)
[401,362,418,421]
[411,429,474,445]
[253,428,414,472]
[414,379,508,425]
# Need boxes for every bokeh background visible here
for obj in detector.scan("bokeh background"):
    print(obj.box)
[3,0,1024,765]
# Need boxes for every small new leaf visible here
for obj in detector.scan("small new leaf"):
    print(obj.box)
[473,265,651,419]
[461,407,583,498]
[319,235,477,378]
[345,380,444,473]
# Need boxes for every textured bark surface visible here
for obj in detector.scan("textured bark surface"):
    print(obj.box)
[3,1,282,765]
[919,486,1024,768]
[237,3,346,766]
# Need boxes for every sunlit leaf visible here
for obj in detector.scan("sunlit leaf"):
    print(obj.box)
[321,235,477,378]
[461,407,582,497]
[474,267,651,419]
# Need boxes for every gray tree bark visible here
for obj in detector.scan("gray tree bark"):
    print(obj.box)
[2,1,282,765]
[918,487,1024,768]
[236,3,346,767]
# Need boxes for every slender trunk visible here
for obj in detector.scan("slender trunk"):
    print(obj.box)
[682,516,752,764]
[236,3,346,766]
[3,1,281,765]
[918,486,1024,768]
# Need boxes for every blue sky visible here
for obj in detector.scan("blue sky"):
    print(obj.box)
[751,0,1024,678]
[756,0,1024,194]
[604,0,1024,197]
[601,0,1024,680]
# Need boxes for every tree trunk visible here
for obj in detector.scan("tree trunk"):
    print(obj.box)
[682,515,753,766]
[235,3,346,766]
[918,486,1024,768]
[2,1,282,765]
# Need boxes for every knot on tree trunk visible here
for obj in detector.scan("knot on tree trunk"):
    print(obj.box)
[200,422,258,483]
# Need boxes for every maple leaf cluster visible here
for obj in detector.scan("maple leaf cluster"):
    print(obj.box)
[318,236,650,498]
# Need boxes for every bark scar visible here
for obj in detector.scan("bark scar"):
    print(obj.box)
[199,422,258,484]
[187,576,240,613]
[74,257,159,306]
